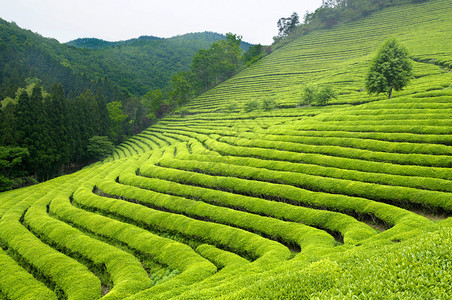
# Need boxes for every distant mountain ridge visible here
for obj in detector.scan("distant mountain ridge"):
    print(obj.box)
[66,32,250,50]
[0,18,252,96]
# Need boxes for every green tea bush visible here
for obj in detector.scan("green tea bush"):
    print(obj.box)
[141,160,437,241]
[204,138,452,180]
[63,189,217,293]
[220,135,452,168]
[0,248,58,300]
[23,199,151,299]
[243,99,260,112]
[261,97,278,110]
[155,158,452,212]
[87,179,292,263]
[179,153,452,193]
[123,170,376,245]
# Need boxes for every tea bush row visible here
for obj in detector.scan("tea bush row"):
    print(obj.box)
[237,131,452,156]
[121,171,376,245]
[65,189,218,296]
[204,138,452,180]
[156,158,452,212]
[86,179,292,263]
[178,153,452,193]
[0,247,58,300]
[23,197,151,299]
[219,136,452,168]
[99,177,330,257]
[140,161,438,241]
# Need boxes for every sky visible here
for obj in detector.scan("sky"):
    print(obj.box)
[0,0,323,45]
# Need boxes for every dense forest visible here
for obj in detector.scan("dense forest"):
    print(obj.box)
[0,18,262,189]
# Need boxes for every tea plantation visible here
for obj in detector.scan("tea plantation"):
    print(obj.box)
[0,0,451,298]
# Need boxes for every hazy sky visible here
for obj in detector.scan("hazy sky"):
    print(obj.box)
[0,0,323,45]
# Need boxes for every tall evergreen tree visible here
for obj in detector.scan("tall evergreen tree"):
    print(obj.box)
[95,88,110,136]
[1,102,19,146]
[47,84,71,172]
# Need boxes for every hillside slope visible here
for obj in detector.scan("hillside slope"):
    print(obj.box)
[0,0,451,299]
[0,22,239,96]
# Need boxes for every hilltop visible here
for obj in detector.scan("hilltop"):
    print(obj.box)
[0,20,250,96]
[0,0,451,299]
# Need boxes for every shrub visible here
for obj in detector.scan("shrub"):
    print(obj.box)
[224,102,238,113]
[243,99,260,112]
[301,84,318,105]
[262,97,278,111]
[301,84,337,105]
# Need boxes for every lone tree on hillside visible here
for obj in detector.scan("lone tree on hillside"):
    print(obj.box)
[365,38,413,99]
[277,12,300,37]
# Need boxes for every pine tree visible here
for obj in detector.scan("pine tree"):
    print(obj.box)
[0,102,20,146]
[47,84,71,171]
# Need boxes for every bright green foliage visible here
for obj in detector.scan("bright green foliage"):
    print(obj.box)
[366,38,414,98]
[261,97,278,110]
[0,1,452,299]
[301,84,318,105]
[107,101,128,140]
[301,84,337,105]
[243,99,260,112]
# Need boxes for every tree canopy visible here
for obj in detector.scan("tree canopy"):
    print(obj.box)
[365,38,413,99]
[277,12,300,37]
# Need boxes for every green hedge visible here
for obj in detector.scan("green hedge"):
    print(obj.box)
[0,247,58,300]
[179,153,452,193]
[0,220,100,300]
[124,171,376,245]
[238,131,452,156]
[82,180,292,264]
[23,198,151,300]
[196,244,249,270]
[60,189,217,296]
[204,138,452,180]
[264,128,452,146]
[157,158,452,212]
[118,172,337,253]
[219,136,452,168]
[140,162,438,242]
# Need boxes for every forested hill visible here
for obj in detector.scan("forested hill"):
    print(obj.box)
[0,19,248,97]
[66,32,252,51]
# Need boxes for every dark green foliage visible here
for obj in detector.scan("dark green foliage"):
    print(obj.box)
[242,44,265,65]
[171,71,195,106]
[0,146,29,191]
[0,20,243,97]
[277,12,300,37]
[86,136,115,161]
[190,33,243,93]
[0,102,18,146]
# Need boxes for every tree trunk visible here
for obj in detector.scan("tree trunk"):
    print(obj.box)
[388,87,393,99]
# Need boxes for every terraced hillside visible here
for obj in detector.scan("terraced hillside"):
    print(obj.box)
[1,0,451,299]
